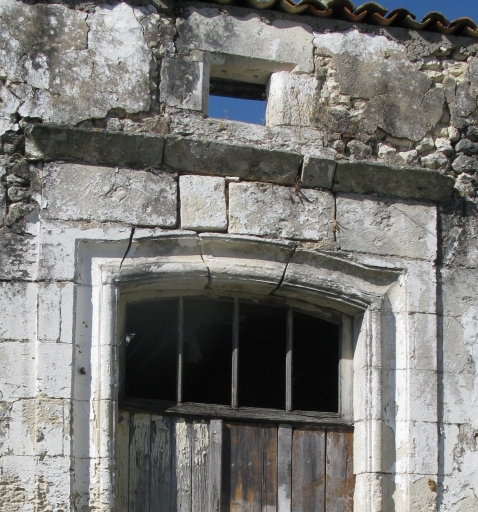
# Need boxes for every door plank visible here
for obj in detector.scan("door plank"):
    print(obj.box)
[172,417,192,512]
[129,413,151,512]
[262,424,278,512]
[151,415,172,511]
[325,431,354,512]
[192,421,210,511]
[291,428,326,512]
[209,419,223,512]
[277,425,292,512]
[117,410,130,512]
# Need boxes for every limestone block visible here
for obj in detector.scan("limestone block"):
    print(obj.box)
[300,150,336,189]
[35,399,70,456]
[29,125,165,169]
[0,400,35,456]
[442,371,478,425]
[37,343,73,399]
[0,282,37,340]
[441,267,478,317]
[180,175,227,231]
[266,72,318,127]
[160,59,207,112]
[229,182,334,240]
[43,163,177,227]
[198,233,295,294]
[336,194,437,260]
[0,455,36,505]
[0,1,151,125]
[0,342,35,400]
[442,309,478,374]
[36,455,71,511]
[333,161,454,203]
[393,421,438,474]
[164,136,300,185]
[404,369,438,423]
[177,8,314,74]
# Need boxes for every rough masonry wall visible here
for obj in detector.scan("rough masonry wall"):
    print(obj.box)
[0,0,477,511]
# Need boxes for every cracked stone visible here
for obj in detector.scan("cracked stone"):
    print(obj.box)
[434,138,453,156]
[416,136,435,154]
[7,187,31,203]
[396,150,419,166]
[377,143,396,159]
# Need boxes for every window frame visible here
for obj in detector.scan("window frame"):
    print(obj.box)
[118,289,354,428]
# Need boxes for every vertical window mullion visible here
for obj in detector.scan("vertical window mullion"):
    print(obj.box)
[177,296,184,404]
[231,298,239,408]
[286,308,293,412]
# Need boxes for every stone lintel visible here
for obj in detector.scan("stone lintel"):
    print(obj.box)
[28,125,165,168]
[163,136,301,185]
[333,161,455,203]
[29,125,455,202]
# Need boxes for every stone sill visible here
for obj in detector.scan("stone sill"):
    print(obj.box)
[28,124,454,203]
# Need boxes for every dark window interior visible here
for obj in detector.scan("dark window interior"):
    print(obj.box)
[125,299,177,401]
[293,311,339,412]
[238,303,287,410]
[208,78,266,125]
[183,299,233,405]
[124,298,340,413]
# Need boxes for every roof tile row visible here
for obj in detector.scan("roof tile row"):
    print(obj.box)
[200,0,478,38]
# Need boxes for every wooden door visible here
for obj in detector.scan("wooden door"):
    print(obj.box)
[117,411,354,511]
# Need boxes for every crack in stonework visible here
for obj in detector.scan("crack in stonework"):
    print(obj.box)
[197,235,212,289]
[119,227,135,270]
[270,244,296,296]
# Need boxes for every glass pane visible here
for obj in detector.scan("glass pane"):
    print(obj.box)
[292,312,339,412]
[183,299,233,405]
[238,302,287,409]
[125,299,177,401]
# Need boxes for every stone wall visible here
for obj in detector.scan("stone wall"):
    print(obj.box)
[0,0,477,511]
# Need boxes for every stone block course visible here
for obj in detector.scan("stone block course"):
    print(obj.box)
[336,194,437,260]
[164,136,300,185]
[229,182,334,240]
[43,163,177,227]
[180,175,227,231]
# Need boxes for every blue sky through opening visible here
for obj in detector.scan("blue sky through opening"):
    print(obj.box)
[208,0,478,125]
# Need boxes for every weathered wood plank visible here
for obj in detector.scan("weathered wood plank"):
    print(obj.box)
[209,419,223,512]
[151,415,172,512]
[172,417,192,512]
[192,421,210,511]
[121,398,349,427]
[291,428,326,512]
[116,410,130,512]
[223,423,262,512]
[278,425,292,512]
[262,424,278,512]
[325,431,354,512]
[129,413,151,512]
[286,309,293,412]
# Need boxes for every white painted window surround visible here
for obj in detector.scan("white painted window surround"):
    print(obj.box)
[72,232,436,511]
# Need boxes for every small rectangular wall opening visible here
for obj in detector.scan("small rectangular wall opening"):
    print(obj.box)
[208,78,267,125]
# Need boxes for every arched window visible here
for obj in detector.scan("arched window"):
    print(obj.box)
[124,296,340,416]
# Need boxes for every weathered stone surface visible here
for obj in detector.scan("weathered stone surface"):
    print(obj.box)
[229,182,334,240]
[177,8,314,74]
[266,72,318,127]
[199,233,295,294]
[347,140,372,159]
[452,154,478,173]
[164,136,300,185]
[300,151,336,189]
[0,1,151,126]
[313,29,445,141]
[336,194,437,260]
[455,138,478,155]
[28,126,165,168]
[180,175,227,231]
[43,163,177,227]
[0,230,38,280]
[421,151,450,171]
[160,59,207,112]
[333,161,455,202]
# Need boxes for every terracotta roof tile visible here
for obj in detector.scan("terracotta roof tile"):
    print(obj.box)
[197,0,478,37]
